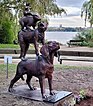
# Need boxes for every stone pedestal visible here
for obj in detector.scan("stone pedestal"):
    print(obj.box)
[8,85,75,106]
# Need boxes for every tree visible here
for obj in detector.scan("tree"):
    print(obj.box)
[78,0,93,47]
[81,0,93,27]
[0,0,66,43]
[0,0,66,18]
[81,1,91,27]
[90,0,93,27]
[0,1,15,44]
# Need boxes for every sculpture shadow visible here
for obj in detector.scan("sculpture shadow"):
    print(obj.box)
[8,41,60,98]
[18,21,48,59]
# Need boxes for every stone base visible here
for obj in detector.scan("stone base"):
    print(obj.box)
[8,85,75,106]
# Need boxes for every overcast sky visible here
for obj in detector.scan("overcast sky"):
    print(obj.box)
[48,0,90,27]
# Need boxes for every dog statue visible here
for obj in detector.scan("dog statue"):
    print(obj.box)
[8,41,60,98]
[18,21,48,60]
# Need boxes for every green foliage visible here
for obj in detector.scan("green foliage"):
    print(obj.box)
[0,19,15,44]
[81,0,93,27]
[74,28,93,47]
[0,0,66,44]
[0,2,16,44]
[79,89,86,99]
[0,0,66,18]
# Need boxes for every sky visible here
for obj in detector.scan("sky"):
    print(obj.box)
[48,0,90,27]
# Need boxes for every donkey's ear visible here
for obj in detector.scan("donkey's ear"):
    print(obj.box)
[40,45,49,58]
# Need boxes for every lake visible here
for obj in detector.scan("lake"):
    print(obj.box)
[45,31,78,45]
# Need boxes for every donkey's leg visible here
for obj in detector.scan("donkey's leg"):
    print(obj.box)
[19,42,26,59]
[18,34,26,58]
[34,41,39,56]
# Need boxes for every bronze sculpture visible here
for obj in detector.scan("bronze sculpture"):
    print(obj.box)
[8,41,60,98]
[19,3,41,31]
[18,21,48,59]
[23,2,32,17]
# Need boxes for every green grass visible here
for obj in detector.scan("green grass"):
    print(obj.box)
[0,44,34,49]
[0,44,20,49]
[54,64,93,71]
[0,64,17,73]
[0,64,93,74]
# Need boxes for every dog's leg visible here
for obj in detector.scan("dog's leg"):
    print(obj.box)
[8,75,21,92]
[48,76,54,95]
[39,76,46,98]
[26,75,35,90]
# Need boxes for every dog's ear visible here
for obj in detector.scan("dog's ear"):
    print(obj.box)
[40,44,49,58]
[54,51,58,57]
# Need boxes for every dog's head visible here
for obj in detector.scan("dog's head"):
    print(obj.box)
[40,41,60,58]
[47,41,60,53]
[38,21,48,32]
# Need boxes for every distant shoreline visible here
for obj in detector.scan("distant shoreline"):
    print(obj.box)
[47,27,84,32]
[46,30,78,32]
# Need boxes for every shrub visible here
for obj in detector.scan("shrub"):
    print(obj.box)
[88,41,93,47]
[73,28,93,47]
[0,18,15,44]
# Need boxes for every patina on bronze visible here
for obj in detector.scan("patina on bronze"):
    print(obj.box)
[19,3,41,31]
[8,41,60,98]
[18,21,48,60]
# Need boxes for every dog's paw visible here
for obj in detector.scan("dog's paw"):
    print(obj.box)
[30,86,36,90]
[42,94,48,99]
[50,90,55,95]
[8,88,15,92]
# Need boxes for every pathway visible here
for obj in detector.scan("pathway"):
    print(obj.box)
[0,46,93,67]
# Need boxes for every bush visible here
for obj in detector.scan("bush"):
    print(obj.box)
[0,18,15,44]
[73,28,93,47]
[88,41,93,47]
[81,41,89,46]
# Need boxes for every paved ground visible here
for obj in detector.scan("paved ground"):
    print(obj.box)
[60,45,93,52]
[0,55,93,67]
[57,46,93,66]
[0,46,93,67]
[55,58,93,67]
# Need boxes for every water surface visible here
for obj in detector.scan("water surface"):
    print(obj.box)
[45,31,78,45]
